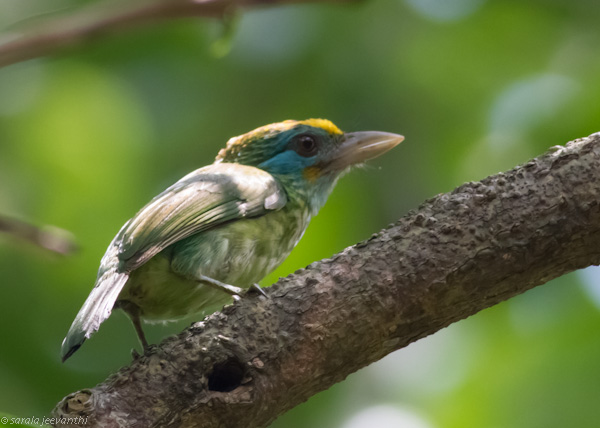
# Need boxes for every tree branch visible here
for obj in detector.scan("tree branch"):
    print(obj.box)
[0,0,353,69]
[0,214,77,255]
[53,132,600,428]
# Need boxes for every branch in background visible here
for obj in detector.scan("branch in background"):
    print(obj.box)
[0,215,78,255]
[52,132,600,427]
[0,0,354,68]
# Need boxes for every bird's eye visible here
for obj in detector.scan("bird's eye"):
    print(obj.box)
[294,135,319,157]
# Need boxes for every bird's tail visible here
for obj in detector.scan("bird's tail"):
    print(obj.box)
[61,268,129,362]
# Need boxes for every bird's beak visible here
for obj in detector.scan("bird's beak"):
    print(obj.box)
[324,131,404,172]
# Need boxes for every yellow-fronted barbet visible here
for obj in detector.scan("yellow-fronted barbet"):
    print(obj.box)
[61,119,403,361]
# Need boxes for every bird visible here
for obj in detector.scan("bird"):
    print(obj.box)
[61,119,403,362]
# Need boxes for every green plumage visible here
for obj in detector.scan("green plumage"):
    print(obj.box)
[61,119,403,361]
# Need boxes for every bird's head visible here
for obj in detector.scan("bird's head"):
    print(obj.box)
[215,119,403,214]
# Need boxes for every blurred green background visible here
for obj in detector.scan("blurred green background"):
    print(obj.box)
[1,0,600,426]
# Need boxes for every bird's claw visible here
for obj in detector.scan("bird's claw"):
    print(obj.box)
[247,283,268,297]
[131,348,141,360]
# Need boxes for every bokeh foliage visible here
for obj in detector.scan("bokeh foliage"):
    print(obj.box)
[1,0,600,426]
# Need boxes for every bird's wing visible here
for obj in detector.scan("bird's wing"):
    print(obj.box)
[117,162,287,271]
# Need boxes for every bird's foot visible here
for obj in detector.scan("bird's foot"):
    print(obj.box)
[119,300,150,357]
[197,274,244,296]
[196,276,268,301]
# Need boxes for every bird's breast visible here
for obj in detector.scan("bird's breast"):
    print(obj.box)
[172,206,311,284]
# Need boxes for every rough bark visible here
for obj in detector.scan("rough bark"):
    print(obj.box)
[0,0,354,68]
[53,132,600,427]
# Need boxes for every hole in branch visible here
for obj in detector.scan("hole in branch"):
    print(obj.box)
[207,357,245,392]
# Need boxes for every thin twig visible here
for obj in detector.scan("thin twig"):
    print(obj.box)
[0,214,77,255]
[0,0,354,68]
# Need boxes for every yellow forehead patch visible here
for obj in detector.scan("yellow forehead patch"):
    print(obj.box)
[248,118,343,136]
[297,118,343,135]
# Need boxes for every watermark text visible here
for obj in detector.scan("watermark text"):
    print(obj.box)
[1,416,88,426]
